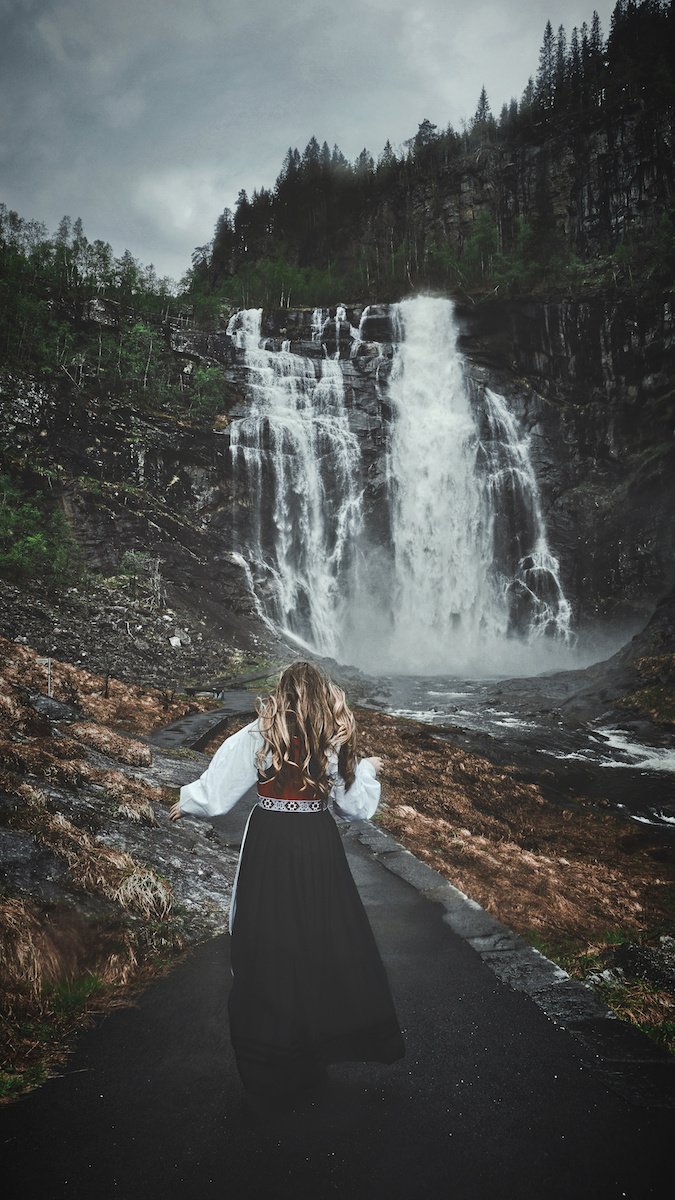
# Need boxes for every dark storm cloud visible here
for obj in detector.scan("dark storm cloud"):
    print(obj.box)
[0,0,617,281]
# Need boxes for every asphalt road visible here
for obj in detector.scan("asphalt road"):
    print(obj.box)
[2,705,672,1199]
[2,812,672,1200]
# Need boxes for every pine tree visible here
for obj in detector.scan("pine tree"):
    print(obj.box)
[587,10,605,107]
[302,136,321,169]
[555,24,568,103]
[535,20,556,110]
[354,148,374,175]
[378,139,396,170]
[415,118,439,146]
[568,25,582,102]
[521,76,535,111]
[474,86,491,125]
[331,144,349,171]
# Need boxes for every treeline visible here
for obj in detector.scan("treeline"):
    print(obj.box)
[0,205,226,415]
[0,206,173,380]
[0,209,225,586]
[186,0,675,311]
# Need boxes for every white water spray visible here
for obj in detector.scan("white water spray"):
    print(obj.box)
[351,296,572,673]
[227,309,363,658]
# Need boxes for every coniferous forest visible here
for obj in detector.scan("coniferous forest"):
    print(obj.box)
[184,0,675,312]
[1,1,673,340]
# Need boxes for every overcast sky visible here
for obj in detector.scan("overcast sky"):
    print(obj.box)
[1,0,617,284]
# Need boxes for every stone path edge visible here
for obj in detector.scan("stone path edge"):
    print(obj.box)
[351,819,675,1109]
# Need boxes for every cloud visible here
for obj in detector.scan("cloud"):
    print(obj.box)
[134,166,231,236]
[0,0,619,281]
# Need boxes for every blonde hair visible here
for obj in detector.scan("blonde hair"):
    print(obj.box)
[256,661,357,798]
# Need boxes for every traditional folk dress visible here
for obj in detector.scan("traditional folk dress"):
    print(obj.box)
[179,719,405,1098]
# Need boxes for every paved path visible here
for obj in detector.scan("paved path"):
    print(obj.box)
[148,693,257,752]
[2,703,673,1199]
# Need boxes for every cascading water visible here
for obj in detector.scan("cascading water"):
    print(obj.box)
[481,386,572,642]
[227,297,573,675]
[352,296,571,673]
[227,309,363,658]
[385,299,496,665]
[310,308,326,342]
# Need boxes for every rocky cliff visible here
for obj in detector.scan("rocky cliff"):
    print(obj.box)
[457,292,675,629]
[369,106,674,280]
[2,288,672,683]
[0,372,267,687]
[167,291,675,642]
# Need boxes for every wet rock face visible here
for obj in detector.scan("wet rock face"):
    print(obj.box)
[0,745,239,945]
[613,940,675,992]
[0,371,266,671]
[82,298,121,327]
[166,321,235,366]
[457,294,675,626]
[159,294,673,632]
[3,288,672,662]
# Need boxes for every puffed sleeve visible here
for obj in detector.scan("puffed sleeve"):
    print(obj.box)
[178,718,263,818]
[331,757,380,821]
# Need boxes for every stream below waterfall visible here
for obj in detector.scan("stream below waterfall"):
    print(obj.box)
[356,669,675,832]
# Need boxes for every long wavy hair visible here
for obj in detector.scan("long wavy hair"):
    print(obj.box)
[256,661,357,798]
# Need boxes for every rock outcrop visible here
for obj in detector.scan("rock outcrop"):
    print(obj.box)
[456,294,675,627]
[2,287,672,671]
[162,295,674,637]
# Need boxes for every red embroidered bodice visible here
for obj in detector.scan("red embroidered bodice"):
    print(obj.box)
[257,735,323,801]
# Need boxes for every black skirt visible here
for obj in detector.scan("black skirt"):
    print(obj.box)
[228,804,405,1098]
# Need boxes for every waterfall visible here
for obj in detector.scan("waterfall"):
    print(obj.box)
[227,298,573,676]
[311,308,326,342]
[385,299,493,663]
[359,296,571,673]
[227,309,363,658]
[481,386,572,642]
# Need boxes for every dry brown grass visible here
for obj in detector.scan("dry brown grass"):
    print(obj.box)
[352,708,675,946]
[0,898,64,1003]
[0,634,213,735]
[0,731,95,790]
[0,897,185,1101]
[69,722,152,766]
[0,897,143,1011]
[35,810,173,919]
[93,769,170,825]
[0,638,206,1100]
[3,782,173,919]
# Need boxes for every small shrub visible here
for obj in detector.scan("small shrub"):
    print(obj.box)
[0,473,81,584]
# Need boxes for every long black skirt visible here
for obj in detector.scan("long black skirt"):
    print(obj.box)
[228,804,405,1099]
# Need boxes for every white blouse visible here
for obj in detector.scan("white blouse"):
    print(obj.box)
[178,718,381,822]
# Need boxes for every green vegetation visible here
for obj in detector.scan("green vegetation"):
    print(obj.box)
[0,472,82,584]
[528,926,675,1055]
[0,206,230,421]
[182,0,675,308]
[189,365,230,416]
[0,969,111,1101]
[596,977,675,1054]
[0,1064,47,1100]
[616,654,675,727]
[46,972,108,1015]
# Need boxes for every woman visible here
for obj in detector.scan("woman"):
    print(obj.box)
[170,661,405,1102]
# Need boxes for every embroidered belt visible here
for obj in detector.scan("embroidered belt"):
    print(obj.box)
[257,796,324,813]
